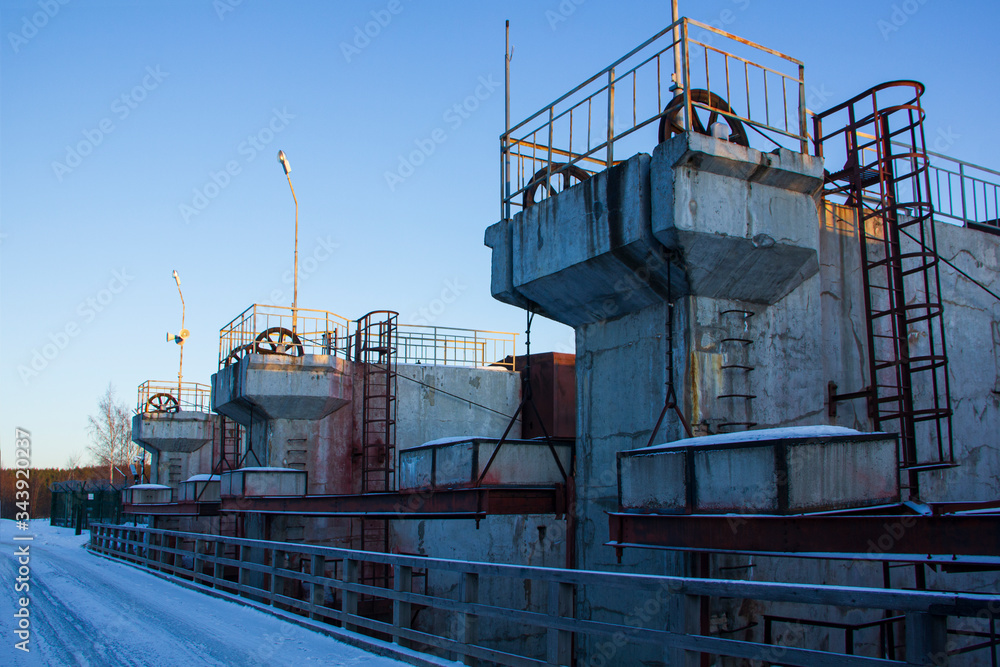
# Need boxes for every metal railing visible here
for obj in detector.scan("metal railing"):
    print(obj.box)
[501,16,806,219]
[219,304,518,371]
[814,116,1000,232]
[923,147,1000,229]
[91,523,1000,666]
[136,380,212,413]
[218,304,353,368]
[397,324,517,370]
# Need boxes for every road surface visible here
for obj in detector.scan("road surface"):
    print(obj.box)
[0,520,414,666]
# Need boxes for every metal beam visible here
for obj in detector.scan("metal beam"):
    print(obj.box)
[608,511,1000,565]
[123,501,220,516]
[218,487,567,519]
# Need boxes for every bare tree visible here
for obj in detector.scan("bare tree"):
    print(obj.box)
[87,384,139,483]
[64,451,83,470]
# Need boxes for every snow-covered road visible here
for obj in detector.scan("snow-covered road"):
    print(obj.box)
[0,520,414,666]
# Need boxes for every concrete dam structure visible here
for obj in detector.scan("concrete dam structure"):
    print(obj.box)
[103,15,1000,667]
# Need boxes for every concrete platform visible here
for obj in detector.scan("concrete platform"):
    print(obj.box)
[220,467,307,497]
[399,436,572,491]
[123,484,173,504]
[132,411,216,453]
[486,154,685,326]
[212,353,352,423]
[650,132,824,303]
[178,474,221,503]
[618,426,899,514]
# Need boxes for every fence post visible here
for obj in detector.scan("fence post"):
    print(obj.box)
[213,540,225,589]
[142,530,152,568]
[269,548,281,606]
[905,611,948,666]
[460,571,479,666]
[238,544,247,595]
[310,554,326,621]
[194,539,204,583]
[393,564,412,648]
[667,592,700,667]
[343,558,358,632]
[546,580,573,665]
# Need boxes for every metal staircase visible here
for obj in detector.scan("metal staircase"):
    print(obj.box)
[356,311,398,493]
[815,81,955,497]
[353,311,399,600]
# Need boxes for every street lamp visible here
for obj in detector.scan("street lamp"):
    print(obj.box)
[277,150,298,334]
[166,270,188,402]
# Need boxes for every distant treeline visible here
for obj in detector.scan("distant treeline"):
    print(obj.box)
[0,466,119,520]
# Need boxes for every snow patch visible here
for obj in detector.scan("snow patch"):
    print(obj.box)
[643,425,872,452]
[420,435,489,447]
[183,474,220,482]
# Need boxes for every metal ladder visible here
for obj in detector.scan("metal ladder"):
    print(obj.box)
[815,81,955,498]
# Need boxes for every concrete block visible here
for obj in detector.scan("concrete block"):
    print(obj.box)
[484,218,534,311]
[398,437,573,491]
[212,353,352,423]
[501,154,685,327]
[650,132,824,303]
[124,484,173,504]
[220,467,307,497]
[132,411,216,453]
[618,426,899,514]
[177,474,221,503]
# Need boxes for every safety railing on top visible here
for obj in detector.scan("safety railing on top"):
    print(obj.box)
[923,148,1000,230]
[219,304,353,368]
[501,16,806,219]
[396,324,517,370]
[219,304,517,371]
[136,380,212,414]
[811,82,1000,233]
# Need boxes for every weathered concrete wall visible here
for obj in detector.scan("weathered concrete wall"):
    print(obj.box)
[212,353,352,423]
[918,219,1000,502]
[132,412,220,486]
[395,363,521,451]
[486,131,895,664]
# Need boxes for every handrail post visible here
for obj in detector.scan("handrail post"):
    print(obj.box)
[681,20,692,135]
[607,68,616,167]
[393,564,412,648]
[667,592,700,667]
[546,581,573,665]
[237,544,247,595]
[214,540,225,589]
[194,538,204,582]
[460,571,479,666]
[959,162,968,224]
[310,554,326,621]
[798,63,807,154]
[905,611,948,666]
[343,558,358,632]
[269,548,281,606]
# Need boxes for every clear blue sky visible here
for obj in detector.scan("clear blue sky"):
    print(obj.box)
[2,0,997,468]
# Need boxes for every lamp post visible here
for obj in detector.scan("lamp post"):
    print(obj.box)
[277,150,298,334]
[170,270,187,401]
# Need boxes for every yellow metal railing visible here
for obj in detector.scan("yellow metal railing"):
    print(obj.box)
[136,380,211,413]
[397,324,517,370]
[218,304,352,368]
[501,16,806,217]
[219,304,518,371]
